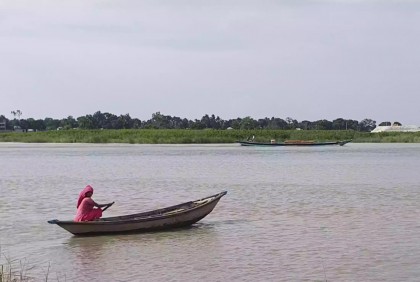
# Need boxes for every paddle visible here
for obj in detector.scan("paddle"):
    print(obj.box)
[102,201,115,212]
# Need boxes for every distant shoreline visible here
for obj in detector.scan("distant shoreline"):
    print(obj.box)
[0,129,420,144]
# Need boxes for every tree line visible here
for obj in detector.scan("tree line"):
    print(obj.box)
[0,111,378,132]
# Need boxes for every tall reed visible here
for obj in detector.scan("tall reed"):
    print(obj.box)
[0,246,51,282]
[0,129,419,144]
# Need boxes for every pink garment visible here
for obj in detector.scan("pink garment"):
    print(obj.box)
[77,185,94,208]
[74,198,103,222]
[74,185,102,222]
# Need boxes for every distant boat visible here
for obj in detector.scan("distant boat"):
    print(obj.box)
[238,139,352,147]
[48,191,227,236]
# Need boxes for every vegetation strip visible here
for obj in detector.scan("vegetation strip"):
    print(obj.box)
[1,129,420,144]
[2,111,377,131]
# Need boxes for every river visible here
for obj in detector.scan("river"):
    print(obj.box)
[1,143,420,281]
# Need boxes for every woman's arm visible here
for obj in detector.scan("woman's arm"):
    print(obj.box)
[93,201,114,209]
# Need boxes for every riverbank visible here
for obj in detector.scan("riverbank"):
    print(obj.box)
[0,129,420,143]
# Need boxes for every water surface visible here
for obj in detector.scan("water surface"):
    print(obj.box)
[1,143,420,281]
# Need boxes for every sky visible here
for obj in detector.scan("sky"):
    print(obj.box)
[1,0,419,124]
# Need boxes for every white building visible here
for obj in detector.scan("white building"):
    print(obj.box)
[371,122,420,133]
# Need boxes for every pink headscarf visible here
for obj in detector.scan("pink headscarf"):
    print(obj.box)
[77,185,94,208]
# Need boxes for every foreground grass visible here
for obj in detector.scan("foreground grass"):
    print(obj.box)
[0,129,420,144]
[0,257,54,282]
[0,256,49,282]
[1,261,35,282]
[1,245,56,282]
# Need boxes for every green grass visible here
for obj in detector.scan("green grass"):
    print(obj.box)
[0,244,68,282]
[0,251,47,282]
[0,129,420,144]
[0,249,53,282]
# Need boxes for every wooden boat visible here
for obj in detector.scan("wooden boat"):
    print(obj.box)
[238,139,352,147]
[48,191,227,236]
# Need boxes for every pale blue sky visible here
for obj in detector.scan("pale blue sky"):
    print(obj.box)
[1,0,419,124]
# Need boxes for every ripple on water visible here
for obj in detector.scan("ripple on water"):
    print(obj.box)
[1,143,420,281]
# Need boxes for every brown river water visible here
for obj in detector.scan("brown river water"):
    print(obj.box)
[1,143,420,281]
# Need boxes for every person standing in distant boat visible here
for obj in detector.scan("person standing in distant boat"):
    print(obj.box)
[74,185,114,222]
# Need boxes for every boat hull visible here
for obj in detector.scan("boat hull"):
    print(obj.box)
[238,140,352,146]
[48,191,226,236]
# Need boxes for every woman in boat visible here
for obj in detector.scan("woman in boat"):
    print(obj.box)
[74,185,114,222]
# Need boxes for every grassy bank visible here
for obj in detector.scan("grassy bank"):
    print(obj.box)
[0,129,420,144]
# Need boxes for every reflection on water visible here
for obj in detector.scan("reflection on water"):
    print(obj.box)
[1,143,420,281]
[58,223,223,281]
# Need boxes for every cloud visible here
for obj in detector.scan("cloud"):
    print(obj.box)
[0,0,419,123]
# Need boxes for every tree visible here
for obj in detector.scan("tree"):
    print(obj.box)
[117,114,133,129]
[19,119,29,130]
[149,112,162,128]
[10,110,22,127]
[77,115,95,129]
[298,120,312,130]
[257,118,269,129]
[379,121,391,126]
[285,117,298,129]
[332,118,346,130]
[314,119,332,130]
[101,112,118,129]
[240,116,258,130]
[35,119,46,131]
[191,119,205,129]
[267,118,287,129]
[132,118,142,129]
[44,117,60,130]
[230,119,241,130]
[1,110,384,132]
[11,110,22,120]
[60,116,78,129]
[179,117,190,129]
[359,119,376,132]
[92,111,105,129]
